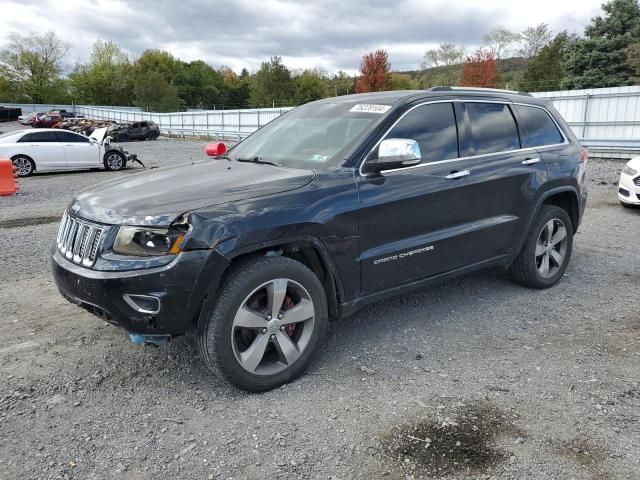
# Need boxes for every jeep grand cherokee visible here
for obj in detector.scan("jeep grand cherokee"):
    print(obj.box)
[52,87,588,392]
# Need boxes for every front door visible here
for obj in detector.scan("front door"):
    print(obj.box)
[55,131,100,168]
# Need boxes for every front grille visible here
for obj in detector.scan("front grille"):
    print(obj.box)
[634,177,640,187]
[56,212,104,267]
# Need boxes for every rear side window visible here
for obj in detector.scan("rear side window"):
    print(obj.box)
[463,103,520,156]
[385,102,458,163]
[56,131,89,143]
[513,105,564,147]
[19,132,58,143]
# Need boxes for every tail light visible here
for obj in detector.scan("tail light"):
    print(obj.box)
[579,148,589,164]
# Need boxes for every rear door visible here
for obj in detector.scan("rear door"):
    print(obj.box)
[455,100,549,258]
[17,131,66,169]
[128,123,142,139]
[55,131,101,168]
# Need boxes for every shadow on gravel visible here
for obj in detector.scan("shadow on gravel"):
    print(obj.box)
[381,402,523,478]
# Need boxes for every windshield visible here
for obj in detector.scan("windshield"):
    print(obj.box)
[228,102,391,169]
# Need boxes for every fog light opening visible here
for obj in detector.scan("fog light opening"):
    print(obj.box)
[123,294,161,314]
[619,187,630,197]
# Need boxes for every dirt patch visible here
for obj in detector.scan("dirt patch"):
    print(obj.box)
[381,402,522,478]
[557,438,609,474]
[0,215,60,228]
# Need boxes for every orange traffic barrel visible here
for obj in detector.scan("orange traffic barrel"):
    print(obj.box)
[0,159,19,196]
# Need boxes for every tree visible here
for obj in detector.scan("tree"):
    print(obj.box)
[421,43,465,68]
[520,33,571,91]
[219,66,250,108]
[175,60,224,108]
[133,70,181,112]
[482,27,521,60]
[459,50,499,87]
[0,31,69,103]
[519,23,553,58]
[294,68,329,104]
[390,73,416,90]
[249,56,295,107]
[329,71,354,96]
[355,49,392,93]
[69,40,133,105]
[562,0,640,89]
[628,41,640,80]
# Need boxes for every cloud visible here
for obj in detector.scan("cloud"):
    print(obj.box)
[0,0,603,73]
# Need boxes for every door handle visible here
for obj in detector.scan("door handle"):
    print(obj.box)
[522,157,541,165]
[445,170,470,179]
[64,144,74,147]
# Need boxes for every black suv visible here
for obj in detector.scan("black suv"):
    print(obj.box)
[112,121,160,141]
[52,88,588,392]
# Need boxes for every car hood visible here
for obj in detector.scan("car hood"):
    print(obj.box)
[71,159,316,226]
[90,127,109,144]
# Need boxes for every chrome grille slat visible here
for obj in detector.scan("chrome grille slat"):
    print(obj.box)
[634,177,640,187]
[56,212,105,268]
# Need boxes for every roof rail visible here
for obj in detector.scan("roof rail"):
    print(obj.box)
[428,86,533,97]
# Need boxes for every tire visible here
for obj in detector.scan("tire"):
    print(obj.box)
[12,155,35,177]
[103,151,126,171]
[148,131,159,140]
[197,256,328,392]
[620,201,639,209]
[509,205,573,289]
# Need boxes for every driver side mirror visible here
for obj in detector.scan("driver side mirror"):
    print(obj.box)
[363,138,421,174]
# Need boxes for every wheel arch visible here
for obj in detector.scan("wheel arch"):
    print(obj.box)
[10,153,36,171]
[512,186,580,263]
[540,187,580,232]
[227,237,343,320]
[195,236,344,334]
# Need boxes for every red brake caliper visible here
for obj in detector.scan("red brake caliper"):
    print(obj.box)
[283,296,296,336]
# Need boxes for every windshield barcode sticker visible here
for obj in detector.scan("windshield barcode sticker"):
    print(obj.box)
[349,104,392,114]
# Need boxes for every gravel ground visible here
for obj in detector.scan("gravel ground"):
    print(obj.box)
[0,120,638,479]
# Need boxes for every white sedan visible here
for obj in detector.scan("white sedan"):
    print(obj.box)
[618,156,640,208]
[0,128,127,177]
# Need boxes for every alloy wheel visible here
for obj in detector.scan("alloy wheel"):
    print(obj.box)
[231,278,315,376]
[13,157,32,176]
[106,153,123,170]
[535,218,568,278]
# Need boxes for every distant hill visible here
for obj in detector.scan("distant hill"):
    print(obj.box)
[397,56,530,90]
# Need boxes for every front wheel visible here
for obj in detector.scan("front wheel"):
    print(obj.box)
[103,151,126,171]
[509,205,574,289]
[197,256,328,392]
[12,155,35,177]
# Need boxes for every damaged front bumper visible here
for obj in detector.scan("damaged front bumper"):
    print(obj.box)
[51,247,228,335]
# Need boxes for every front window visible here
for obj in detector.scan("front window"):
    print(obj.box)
[229,102,390,170]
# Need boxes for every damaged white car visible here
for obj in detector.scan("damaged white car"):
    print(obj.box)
[0,127,130,177]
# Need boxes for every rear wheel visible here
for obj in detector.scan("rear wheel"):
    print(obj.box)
[197,256,328,392]
[103,151,126,171]
[12,155,35,177]
[509,205,573,288]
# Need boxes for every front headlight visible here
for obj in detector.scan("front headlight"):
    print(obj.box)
[622,165,638,176]
[113,226,186,256]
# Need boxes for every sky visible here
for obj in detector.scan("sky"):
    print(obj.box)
[1,0,605,74]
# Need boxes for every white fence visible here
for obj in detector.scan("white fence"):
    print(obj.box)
[534,86,640,157]
[4,86,639,156]
[74,105,293,141]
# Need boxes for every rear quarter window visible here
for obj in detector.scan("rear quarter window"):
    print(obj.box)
[513,105,564,147]
[462,103,520,156]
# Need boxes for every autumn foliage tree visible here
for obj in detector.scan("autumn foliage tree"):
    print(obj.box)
[458,49,499,88]
[355,49,392,93]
